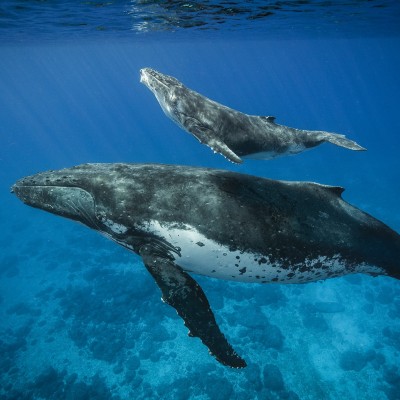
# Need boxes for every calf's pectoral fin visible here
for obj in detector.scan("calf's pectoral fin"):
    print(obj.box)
[187,120,243,164]
[208,137,243,164]
[139,245,247,368]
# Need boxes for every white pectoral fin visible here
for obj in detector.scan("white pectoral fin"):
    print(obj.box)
[188,123,242,164]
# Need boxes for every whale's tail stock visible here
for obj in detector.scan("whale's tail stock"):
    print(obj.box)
[315,130,366,151]
[364,222,400,281]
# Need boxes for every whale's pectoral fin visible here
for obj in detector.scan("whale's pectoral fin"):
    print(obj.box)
[186,119,243,164]
[207,136,243,164]
[139,245,247,368]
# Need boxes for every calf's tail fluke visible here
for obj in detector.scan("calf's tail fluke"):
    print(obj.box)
[316,131,366,151]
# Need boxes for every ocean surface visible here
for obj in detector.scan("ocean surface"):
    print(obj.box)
[1,1,400,399]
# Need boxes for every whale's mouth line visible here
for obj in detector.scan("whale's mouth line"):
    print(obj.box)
[11,183,68,192]
[11,183,35,194]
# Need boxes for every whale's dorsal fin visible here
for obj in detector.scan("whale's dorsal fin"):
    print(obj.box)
[308,183,344,197]
[261,116,276,123]
[139,244,247,369]
[321,185,345,197]
[293,182,345,198]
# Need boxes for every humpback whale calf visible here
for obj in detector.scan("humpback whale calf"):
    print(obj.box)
[140,68,366,163]
[12,163,399,367]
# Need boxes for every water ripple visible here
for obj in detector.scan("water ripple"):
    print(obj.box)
[0,1,399,42]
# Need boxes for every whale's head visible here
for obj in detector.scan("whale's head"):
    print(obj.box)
[140,67,190,127]
[11,163,181,252]
[11,165,100,229]
[140,67,180,94]
[10,164,140,239]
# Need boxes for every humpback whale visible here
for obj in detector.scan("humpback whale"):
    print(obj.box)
[12,163,399,368]
[140,68,366,164]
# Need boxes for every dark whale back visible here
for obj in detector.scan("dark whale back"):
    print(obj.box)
[18,163,399,281]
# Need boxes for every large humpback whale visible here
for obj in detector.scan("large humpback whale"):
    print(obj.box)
[140,68,366,164]
[12,163,399,367]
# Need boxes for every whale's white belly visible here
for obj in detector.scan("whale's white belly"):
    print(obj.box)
[142,220,379,284]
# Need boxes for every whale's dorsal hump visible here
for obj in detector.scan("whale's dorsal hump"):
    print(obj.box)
[260,116,276,123]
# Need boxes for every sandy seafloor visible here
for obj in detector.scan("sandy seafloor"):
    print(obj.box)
[0,34,400,400]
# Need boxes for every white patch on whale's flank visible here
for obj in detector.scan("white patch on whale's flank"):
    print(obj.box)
[143,220,267,282]
[351,262,383,276]
[242,151,278,160]
[243,143,308,160]
[140,220,383,284]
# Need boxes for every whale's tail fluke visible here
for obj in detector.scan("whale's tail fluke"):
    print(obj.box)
[315,131,366,151]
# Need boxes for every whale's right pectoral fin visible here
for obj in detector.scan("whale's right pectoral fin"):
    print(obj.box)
[139,245,247,368]
[186,121,243,164]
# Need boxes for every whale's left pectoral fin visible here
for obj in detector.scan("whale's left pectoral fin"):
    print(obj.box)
[186,120,243,164]
[139,245,247,368]
[208,137,243,164]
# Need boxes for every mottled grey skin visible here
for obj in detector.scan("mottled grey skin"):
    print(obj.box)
[12,163,400,367]
[140,68,366,163]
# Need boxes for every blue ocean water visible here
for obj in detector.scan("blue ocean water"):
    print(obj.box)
[1,2,400,399]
